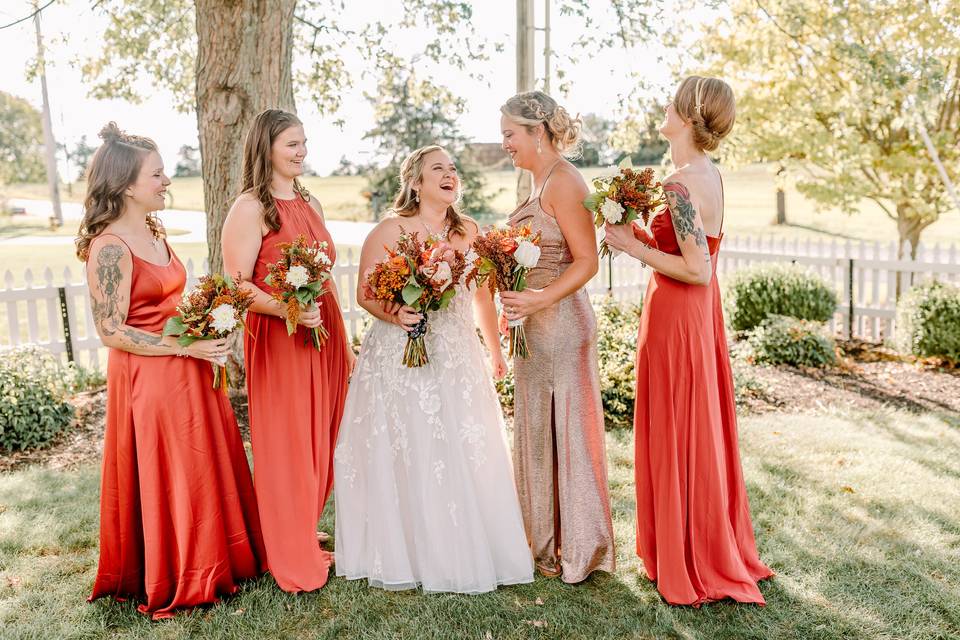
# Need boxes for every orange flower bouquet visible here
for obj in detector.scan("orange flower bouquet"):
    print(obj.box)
[264,235,334,351]
[470,224,542,358]
[162,273,253,392]
[583,157,663,258]
[363,228,467,367]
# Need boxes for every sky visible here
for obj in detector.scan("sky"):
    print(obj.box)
[0,0,712,176]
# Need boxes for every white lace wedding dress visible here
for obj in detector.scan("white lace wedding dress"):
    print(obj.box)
[334,276,534,594]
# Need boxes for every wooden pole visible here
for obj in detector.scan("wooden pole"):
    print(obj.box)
[33,1,63,228]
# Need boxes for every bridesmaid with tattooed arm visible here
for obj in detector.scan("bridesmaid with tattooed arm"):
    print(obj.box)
[604,77,773,606]
[79,123,264,620]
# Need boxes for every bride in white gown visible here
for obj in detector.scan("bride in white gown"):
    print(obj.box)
[334,145,534,594]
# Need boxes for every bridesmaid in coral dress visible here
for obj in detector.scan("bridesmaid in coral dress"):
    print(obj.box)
[500,92,616,583]
[604,77,773,606]
[81,123,264,620]
[222,109,354,593]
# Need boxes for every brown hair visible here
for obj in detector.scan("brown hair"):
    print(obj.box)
[673,76,736,153]
[389,145,467,238]
[75,122,165,261]
[500,91,582,158]
[239,109,310,232]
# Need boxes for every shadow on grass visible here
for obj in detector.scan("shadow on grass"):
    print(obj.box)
[2,420,960,639]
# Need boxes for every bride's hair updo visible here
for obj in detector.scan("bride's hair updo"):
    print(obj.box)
[672,76,736,153]
[500,91,582,159]
[75,122,164,261]
[390,144,467,238]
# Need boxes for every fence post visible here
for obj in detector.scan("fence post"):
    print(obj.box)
[847,258,854,339]
[57,286,75,362]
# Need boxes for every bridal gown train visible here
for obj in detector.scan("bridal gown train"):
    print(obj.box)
[334,273,534,594]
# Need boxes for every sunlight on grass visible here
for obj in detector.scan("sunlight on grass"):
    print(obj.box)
[1,405,958,638]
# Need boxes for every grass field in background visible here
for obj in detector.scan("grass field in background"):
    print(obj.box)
[1,406,958,639]
[0,165,960,278]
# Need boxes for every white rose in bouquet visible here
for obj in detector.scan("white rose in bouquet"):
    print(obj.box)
[284,264,310,288]
[601,197,625,224]
[209,303,239,334]
[513,240,541,269]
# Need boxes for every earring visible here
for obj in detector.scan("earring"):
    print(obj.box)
[415,190,420,203]
[537,137,542,154]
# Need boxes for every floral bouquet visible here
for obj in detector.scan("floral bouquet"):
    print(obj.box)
[583,157,664,258]
[470,224,542,358]
[162,273,253,392]
[362,229,467,367]
[264,234,334,351]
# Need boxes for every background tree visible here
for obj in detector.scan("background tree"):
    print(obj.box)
[572,113,615,167]
[0,91,46,186]
[700,0,960,258]
[363,67,494,219]
[173,144,202,178]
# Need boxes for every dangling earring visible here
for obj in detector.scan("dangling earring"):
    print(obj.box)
[537,137,542,154]
[414,190,420,203]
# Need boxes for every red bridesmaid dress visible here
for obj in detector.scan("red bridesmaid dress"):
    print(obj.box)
[633,183,773,606]
[244,196,350,592]
[89,235,265,620]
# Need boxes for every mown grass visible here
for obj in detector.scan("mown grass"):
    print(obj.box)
[1,404,958,639]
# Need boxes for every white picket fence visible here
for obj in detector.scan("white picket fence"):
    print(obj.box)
[3,235,960,369]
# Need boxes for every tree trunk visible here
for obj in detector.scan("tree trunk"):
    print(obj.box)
[194,0,296,389]
[894,203,927,299]
[194,0,296,275]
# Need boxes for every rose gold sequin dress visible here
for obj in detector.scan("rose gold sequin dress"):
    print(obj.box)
[507,173,616,583]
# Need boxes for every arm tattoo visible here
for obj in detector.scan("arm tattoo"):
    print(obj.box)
[122,327,164,346]
[665,182,712,264]
[91,244,125,336]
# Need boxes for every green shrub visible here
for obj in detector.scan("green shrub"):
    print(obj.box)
[895,280,960,363]
[0,346,76,451]
[746,315,837,368]
[726,263,838,332]
[595,297,642,429]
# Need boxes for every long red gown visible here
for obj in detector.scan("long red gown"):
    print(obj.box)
[89,235,265,620]
[633,184,773,606]
[244,196,350,592]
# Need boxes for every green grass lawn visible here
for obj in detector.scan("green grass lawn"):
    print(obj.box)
[1,404,958,639]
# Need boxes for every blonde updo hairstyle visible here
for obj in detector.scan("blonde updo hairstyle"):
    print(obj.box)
[500,91,582,159]
[390,144,467,238]
[75,122,165,261]
[672,76,736,153]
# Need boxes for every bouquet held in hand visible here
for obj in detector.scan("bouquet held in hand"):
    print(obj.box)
[583,157,663,258]
[264,234,334,351]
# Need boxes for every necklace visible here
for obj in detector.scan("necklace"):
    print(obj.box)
[418,215,450,241]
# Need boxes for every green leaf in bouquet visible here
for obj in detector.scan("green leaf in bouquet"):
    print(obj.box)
[437,286,457,309]
[583,192,605,212]
[162,316,188,337]
[264,274,275,288]
[402,283,423,306]
[624,207,640,224]
[176,334,199,347]
[295,289,315,306]
[222,272,236,288]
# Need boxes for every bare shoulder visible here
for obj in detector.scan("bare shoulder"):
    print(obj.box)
[543,164,589,208]
[226,192,265,221]
[459,214,481,239]
[367,215,406,243]
[86,235,132,280]
[87,233,131,262]
[307,194,326,220]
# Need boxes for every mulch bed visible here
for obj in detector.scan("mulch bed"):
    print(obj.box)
[2,341,957,473]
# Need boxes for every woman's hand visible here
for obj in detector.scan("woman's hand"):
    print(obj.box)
[345,345,357,375]
[490,348,508,380]
[603,222,638,254]
[297,303,323,328]
[380,300,402,315]
[394,305,423,332]
[186,338,231,365]
[500,288,548,322]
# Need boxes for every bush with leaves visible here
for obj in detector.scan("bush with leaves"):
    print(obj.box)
[726,263,837,332]
[0,346,78,451]
[746,315,837,368]
[895,280,960,363]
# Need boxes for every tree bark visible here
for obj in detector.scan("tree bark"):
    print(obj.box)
[195,0,296,275]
